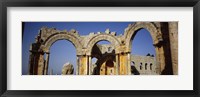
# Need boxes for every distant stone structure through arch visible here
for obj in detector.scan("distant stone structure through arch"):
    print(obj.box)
[28,22,178,75]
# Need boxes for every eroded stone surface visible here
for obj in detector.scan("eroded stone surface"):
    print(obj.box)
[62,62,74,75]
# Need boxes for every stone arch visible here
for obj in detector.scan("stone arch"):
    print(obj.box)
[125,22,166,74]
[41,32,82,53]
[86,34,120,55]
[97,54,116,66]
[38,32,82,75]
[124,22,162,52]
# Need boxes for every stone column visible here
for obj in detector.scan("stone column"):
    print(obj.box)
[168,22,178,75]
[159,46,165,74]
[119,53,128,75]
[119,54,122,75]
[28,44,35,75]
[115,54,119,75]
[154,47,161,74]
[154,42,166,75]
[127,53,131,75]
[37,53,45,75]
[88,56,92,75]
[28,51,34,75]
[44,52,50,75]
[78,55,88,75]
[76,56,79,75]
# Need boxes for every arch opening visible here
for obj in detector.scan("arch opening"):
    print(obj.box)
[86,34,120,55]
[48,40,77,75]
[130,28,156,75]
[91,40,116,75]
[145,63,148,70]
[140,63,142,70]
[150,63,153,70]
[43,34,81,53]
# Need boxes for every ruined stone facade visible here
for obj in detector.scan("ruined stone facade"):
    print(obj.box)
[27,22,178,75]
[131,55,157,75]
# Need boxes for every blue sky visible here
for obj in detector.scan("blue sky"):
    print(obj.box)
[22,22,155,75]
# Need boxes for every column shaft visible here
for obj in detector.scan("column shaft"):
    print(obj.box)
[155,47,161,74]
[115,54,119,75]
[76,56,79,75]
[28,52,33,75]
[44,53,50,75]
[88,56,92,75]
[127,53,131,75]
[168,22,178,75]
[159,46,165,74]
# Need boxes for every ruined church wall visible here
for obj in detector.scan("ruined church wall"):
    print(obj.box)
[131,55,158,75]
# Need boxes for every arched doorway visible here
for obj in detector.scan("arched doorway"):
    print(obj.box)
[85,34,120,75]
[125,22,174,75]
[86,34,120,55]
[90,40,116,75]
[48,40,76,75]
[131,29,156,56]
[130,28,156,75]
